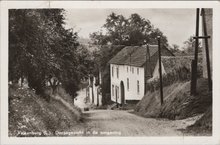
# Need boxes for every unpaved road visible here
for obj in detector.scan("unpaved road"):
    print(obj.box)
[81,109,201,136]
[73,88,200,136]
[75,88,89,109]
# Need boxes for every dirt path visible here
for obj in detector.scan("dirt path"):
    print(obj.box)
[75,88,90,109]
[72,88,201,136]
[80,109,201,136]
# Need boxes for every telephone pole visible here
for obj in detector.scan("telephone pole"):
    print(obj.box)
[191,8,200,95]
[191,8,212,95]
[158,36,163,105]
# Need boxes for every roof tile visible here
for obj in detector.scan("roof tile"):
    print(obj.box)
[109,45,158,67]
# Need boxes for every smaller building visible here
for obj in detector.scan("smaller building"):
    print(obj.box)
[149,55,202,82]
[87,73,102,106]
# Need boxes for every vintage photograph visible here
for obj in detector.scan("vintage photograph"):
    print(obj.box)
[8,7,212,137]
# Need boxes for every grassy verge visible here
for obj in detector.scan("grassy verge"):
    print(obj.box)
[9,84,82,137]
[135,78,212,120]
[182,106,212,136]
[135,78,212,135]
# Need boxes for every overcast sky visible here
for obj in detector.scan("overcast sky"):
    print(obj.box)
[64,9,197,47]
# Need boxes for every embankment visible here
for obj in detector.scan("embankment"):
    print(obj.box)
[135,78,212,120]
[9,85,82,137]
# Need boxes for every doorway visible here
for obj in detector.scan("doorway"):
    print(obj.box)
[120,81,125,105]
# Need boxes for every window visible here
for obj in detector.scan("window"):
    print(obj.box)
[132,67,134,74]
[127,78,129,90]
[137,68,139,75]
[112,85,114,96]
[112,66,114,77]
[116,67,119,78]
[127,67,128,72]
[137,80,140,94]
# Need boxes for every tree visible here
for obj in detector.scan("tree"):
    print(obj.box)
[89,13,169,105]
[168,44,183,55]
[9,9,81,102]
[90,13,168,47]
[182,35,202,55]
[76,45,95,80]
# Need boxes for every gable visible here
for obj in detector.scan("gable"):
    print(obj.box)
[144,47,174,77]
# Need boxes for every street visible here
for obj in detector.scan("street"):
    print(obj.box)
[75,88,90,109]
[81,109,201,136]
[74,89,200,136]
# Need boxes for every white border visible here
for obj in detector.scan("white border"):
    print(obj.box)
[1,1,220,145]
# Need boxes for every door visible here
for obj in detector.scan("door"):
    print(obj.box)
[120,81,125,105]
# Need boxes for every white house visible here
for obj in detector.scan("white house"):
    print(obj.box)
[109,45,174,105]
[86,73,102,106]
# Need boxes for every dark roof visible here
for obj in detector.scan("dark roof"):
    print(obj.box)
[109,45,159,67]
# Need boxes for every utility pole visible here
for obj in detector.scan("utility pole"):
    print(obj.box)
[158,36,163,105]
[144,44,148,94]
[191,8,200,95]
[116,87,118,108]
[147,44,152,77]
[144,45,147,94]
[201,8,212,91]
[144,44,152,94]
[191,8,212,95]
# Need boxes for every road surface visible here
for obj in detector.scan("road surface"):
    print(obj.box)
[80,109,200,136]
[75,88,90,109]
[73,87,200,136]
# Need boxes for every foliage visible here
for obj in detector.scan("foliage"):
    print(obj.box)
[9,85,82,137]
[135,78,212,120]
[76,45,95,80]
[9,9,81,100]
[89,13,169,105]
[171,44,179,51]
[90,13,168,47]
[182,35,202,55]
[168,44,184,56]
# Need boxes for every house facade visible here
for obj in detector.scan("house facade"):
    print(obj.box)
[86,72,102,106]
[109,45,174,105]
[110,64,145,104]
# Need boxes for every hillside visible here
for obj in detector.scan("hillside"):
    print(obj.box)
[183,106,212,135]
[135,78,212,121]
[9,85,83,137]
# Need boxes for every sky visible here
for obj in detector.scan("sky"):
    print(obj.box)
[64,9,197,47]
